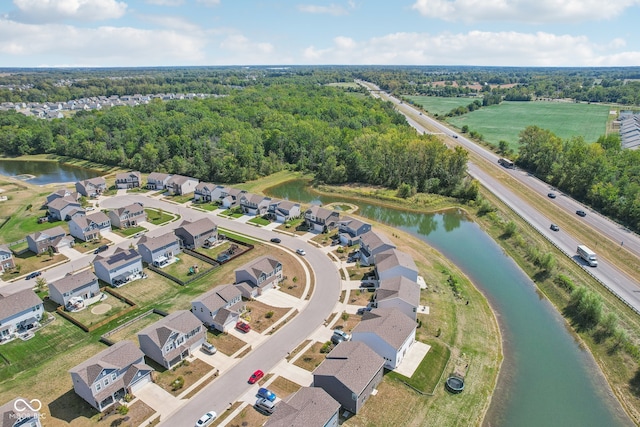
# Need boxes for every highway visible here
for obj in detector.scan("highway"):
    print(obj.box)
[358,80,640,313]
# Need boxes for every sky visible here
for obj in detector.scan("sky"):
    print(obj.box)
[1,0,640,68]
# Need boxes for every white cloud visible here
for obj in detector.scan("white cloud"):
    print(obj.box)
[196,0,221,6]
[301,31,640,66]
[219,34,274,54]
[411,0,640,23]
[145,0,184,6]
[297,3,351,16]
[11,0,127,23]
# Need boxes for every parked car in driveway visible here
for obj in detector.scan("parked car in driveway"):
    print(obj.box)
[94,244,108,254]
[296,248,306,256]
[576,210,587,217]
[236,321,251,333]
[257,387,276,402]
[333,329,351,341]
[26,271,41,280]
[249,369,264,384]
[195,411,217,427]
[201,342,217,354]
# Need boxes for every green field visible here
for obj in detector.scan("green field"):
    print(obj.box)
[446,101,610,149]
[406,95,479,116]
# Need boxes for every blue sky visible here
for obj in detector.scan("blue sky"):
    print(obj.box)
[1,0,640,67]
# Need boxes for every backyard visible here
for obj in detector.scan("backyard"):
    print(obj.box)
[65,293,133,329]
[161,252,216,282]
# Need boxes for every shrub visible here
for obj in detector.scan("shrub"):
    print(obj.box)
[171,376,185,391]
[117,405,129,415]
[554,274,575,292]
[504,221,517,237]
[265,311,274,319]
[341,312,349,321]
[320,341,332,353]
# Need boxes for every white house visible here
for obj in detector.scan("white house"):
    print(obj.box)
[0,244,15,274]
[137,232,181,267]
[194,182,223,202]
[75,177,107,198]
[146,172,172,190]
[191,284,244,332]
[268,200,301,223]
[48,270,101,309]
[68,212,111,242]
[374,249,419,283]
[234,256,283,299]
[166,175,198,195]
[114,171,141,189]
[374,276,420,320]
[108,203,146,229]
[304,206,340,233]
[93,248,144,287]
[239,193,271,216]
[0,289,44,342]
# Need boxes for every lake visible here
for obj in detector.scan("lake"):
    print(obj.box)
[0,159,101,185]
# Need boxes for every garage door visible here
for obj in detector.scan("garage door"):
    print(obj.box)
[130,373,152,393]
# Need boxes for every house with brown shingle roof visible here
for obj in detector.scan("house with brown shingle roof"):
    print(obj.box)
[47,196,84,221]
[107,202,146,229]
[268,200,301,223]
[220,187,246,208]
[374,276,420,320]
[0,289,44,342]
[351,308,416,370]
[234,256,283,299]
[358,230,396,266]
[69,340,153,411]
[138,310,205,369]
[26,226,74,254]
[337,216,372,246]
[313,341,384,414]
[194,182,224,202]
[146,172,172,190]
[374,249,418,283]
[264,387,340,427]
[166,174,198,195]
[304,206,340,233]
[75,177,107,198]
[239,193,272,216]
[48,270,101,309]
[174,218,218,249]
[46,188,80,205]
[137,232,181,267]
[191,284,244,332]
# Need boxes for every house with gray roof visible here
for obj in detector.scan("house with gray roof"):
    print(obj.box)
[146,172,172,190]
[374,249,419,283]
[268,200,301,223]
[115,171,142,189]
[264,386,340,427]
[48,270,101,309]
[69,340,153,412]
[337,216,372,246]
[108,202,146,229]
[138,310,205,369]
[166,174,198,196]
[75,177,107,198]
[93,248,143,287]
[191,284,244,332]
[26,226,74,254]
[313,341,384,414]
[351,308,416,369]
[234,256,283,299]
[374,276,420,320]
[358,230,396,266]
[220,187,246,208]
[174,218,218,249]
[47,196,84,221]
[0,244,15,274]
[0,396,43,427]
[0,289,44,342]
[69,212,111,242]
[304,206,340,233]
[239,193,272,216]
[194,182,224,202]
[137,232,181,267]
[46,188,80,205]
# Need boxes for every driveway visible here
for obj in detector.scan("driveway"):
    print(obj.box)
[257,288,302,308]
[134,383,182,421]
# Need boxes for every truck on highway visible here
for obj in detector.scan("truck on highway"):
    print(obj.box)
[498,158,515,168]
[577,245,598,267]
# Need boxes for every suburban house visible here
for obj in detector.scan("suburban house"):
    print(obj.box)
[220,187,246,208]
[137,232,181,267]
[46,188,80,205]
[108,203,146,229]
[239,193,272,216]
[234,256,283,299]
[0,289,44,342]
[194,182,223,202]
[374,249,419,283]
[115,171,142,189]
[146,172,172,190]
[268,200,301,223]
[337,216,372,246]
[174,218,218,249]
[374,276,420,320]
[264,386,340,427]
[47,196,84,221]
[191,284,244,332]
[69,340,154,412]
[358,230,396,266]
[351,308,417,370]
[26,226,74,254]
[304,206,340,233]
[0,397,43,427]
[48,270,101,310]
[138,310,205,369]
[69,212,111,242]
[93,248,144,287]
[313,341,385,415]
[166,175,199,196]
[75,177,107,198]
[0,244,15,274]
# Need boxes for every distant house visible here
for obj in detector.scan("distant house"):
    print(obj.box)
[47,196,84,221]
[137,232,181,267]
[191,284,244,332]
[46,188,80,205]
[234,256,283,299]
[69,212,111,242]
[108,203,146,229]
[166,175,198,196]
[138,310,205,369]
[220,187,246,209]
[115,171,142,189]
[313,341,384,414]
[337,216,372,246]
[358,230,396,266]
[264,387,340,427]
[374,276,420,321]
[0,289,44,342]
[239,193,272,216]
[304,206,340,233]
[0,244,15,274]
[75,177,107,198]
[174,218,218,249]
[351,308,416,370]
[69,340,153,412]
[93,248,143,287]
[26,226,74,254]
[194,182,223,202]
[268,200,301,223]
[146,172,172,190]
[0,397,43,427]
[374,249,419,283]
[48,270,101,309]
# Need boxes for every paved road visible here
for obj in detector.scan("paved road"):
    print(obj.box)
[357,80,640,313]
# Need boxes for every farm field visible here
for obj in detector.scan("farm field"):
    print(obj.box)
[405,95,479,116]
[445,100,610,149]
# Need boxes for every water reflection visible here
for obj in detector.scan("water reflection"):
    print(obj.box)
[0,159,101,185]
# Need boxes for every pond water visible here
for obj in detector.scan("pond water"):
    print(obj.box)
[267,179,632,427]
[0,159,101,185]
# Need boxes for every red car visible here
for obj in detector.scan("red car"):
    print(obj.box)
[236,321,251,333]
[248,370,264,384]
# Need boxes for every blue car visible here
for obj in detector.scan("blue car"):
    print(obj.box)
[257,387,276,402]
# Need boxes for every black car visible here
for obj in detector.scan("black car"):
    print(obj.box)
[26,271,41,280]
[550,224,560,231]
[576,210,587,217]
[270,237,281,244]
[547,192,556,199]
[94,245,109,254]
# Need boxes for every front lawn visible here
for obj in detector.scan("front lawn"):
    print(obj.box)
[244,300,291,333]
[145,208,177,225]
[154,359,214,396]
[276,217,307,235]
[193,202,219,211]
[293,341,327,371]
[346,289,373,307]
[112,225,146,237]
[12,250,67,275]
[208,329,247,356]
[73,237,111,254]
[164,193,194,204]
[247,216,270,226]
[220,207,243,218]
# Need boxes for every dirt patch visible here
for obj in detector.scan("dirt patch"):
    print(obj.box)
[208,330,246,356]
[293,342,327,372]
[225,404,268,427]
[91,303,111,315]
[268,376,302,399]
[347,289,373,307]
[332,312,362,334]
[154,359,214,396]
[244,300,291,333]
[95,400,155,427]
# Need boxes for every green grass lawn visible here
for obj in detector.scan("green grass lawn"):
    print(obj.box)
[165,193,194,204]
[113,225,146,237]
[247,216,270,226]
[218,229,257,245]
[406,95,479,116]
[220,208,243,218]
[387,339,450,393]
[145,208,176,225]
[0,208,68,244]
[72,237,111,254]
[193,202,219,211]
[162,252,214,282]
[446,100,610,149]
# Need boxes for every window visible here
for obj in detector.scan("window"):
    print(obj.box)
[112,373,117,381]
[104,377,109,386]
[96,383,101,392]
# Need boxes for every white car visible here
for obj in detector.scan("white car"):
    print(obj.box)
[195,411,217,427]
[296,248,306,256]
